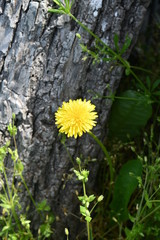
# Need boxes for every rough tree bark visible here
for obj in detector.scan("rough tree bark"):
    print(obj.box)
[0,0,151,238]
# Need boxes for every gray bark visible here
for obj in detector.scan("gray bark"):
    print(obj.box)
[0,0,151,238]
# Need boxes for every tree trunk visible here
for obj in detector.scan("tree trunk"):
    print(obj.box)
[0,0,151,238]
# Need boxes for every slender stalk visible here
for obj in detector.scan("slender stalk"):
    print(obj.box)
[20,174,37,210]
[140,203,160,223]
[62,142,75,167]
[82,180,90,240]
[68,12,147,91]
[103,95,143,101]
[134,169,148,225]
[88,131,113,182]
[3,166,21,231]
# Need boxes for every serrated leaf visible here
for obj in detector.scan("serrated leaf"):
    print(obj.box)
[108,90,152,141]
[110,159,143,222]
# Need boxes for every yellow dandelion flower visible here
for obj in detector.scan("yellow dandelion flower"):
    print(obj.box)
[55,99,98,138]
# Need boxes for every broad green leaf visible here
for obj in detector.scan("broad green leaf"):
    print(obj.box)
[110,159,142,222]
[108,90,152,141]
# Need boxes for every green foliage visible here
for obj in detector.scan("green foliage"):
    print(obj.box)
[74,158,103,240]
[0,116,54,239]
[48,0,74,15]
[0,1,157,239]
[108,90,152,141]
[110,159,143,221]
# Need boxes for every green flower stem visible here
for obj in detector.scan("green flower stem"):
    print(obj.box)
[49,2,147,90]
[3,166,21,231]
[134,169,148,225]
[88,132,113,182]
[140,203,160,223]
[90,202,98,215]
[103,96,143,101]
[20,174,37,210]
[68,13,116,56]
[79,160,91,240]
[82,180,90,240]
[62,142,75,168]
[68,13,146,91]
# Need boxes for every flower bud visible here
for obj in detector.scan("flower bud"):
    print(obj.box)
[76,157,81,165]
[65,228,69,236]
[98,195,104,202]
[76,33,81,39]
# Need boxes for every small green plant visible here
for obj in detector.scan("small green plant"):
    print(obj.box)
[0,114,54,239]
[74,157,103,240]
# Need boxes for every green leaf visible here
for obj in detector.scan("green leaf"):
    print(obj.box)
[88,195,96,202]
[2,225,11,232]
[125,68,131,76]
[80,205,87,216]
[108,90,152,141]
[8,122,17,136]
[0,146,7,162]
[48,8,65,14]
[15,160,24,174]
[113,34,119,52]
[0,203,12,209]
[144,190,152,209]
[53,0,62,6]
[110,159,143,222]
[120,36,132,55]
[39,222,53,238]
[37,199,51,212]
[151,79,160,91]
[85,215,92,223]
[8,234,18,240]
